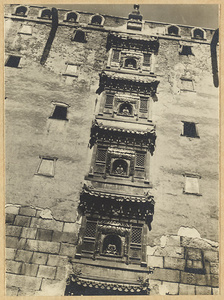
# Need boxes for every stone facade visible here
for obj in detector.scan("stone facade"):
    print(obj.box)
[4,4,219,295]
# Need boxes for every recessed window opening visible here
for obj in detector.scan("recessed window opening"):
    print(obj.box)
[135,153,145,169]
[102,235,121,256]
[91,15,103,25]
[125,58,137,69]
[50,104,68,120]
[193,28,204,39]
[143,53,151,66]
[15,6,27,16]
[112,50,120,62]
[179,45,193,56]
[5,55,21,68]
[184,174,201,195]
[72,30,86,42]
[119,102,133,115]
[168,25,179,35]
[180,78,194,91]
[112,159,128,176]
[139,97,148,113]
[41,9,52,19]
[182,121,199,138]
[36,157,57,177]
[66,12,78,22]
[105,94,114,108]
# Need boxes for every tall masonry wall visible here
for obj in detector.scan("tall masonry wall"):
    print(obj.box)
[4,4,219,296]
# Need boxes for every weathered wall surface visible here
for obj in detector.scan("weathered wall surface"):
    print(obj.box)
[6,204,219,295]
[4,4,219,296]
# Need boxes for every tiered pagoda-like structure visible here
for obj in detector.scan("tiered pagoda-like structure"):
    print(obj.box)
[65,5,160,295]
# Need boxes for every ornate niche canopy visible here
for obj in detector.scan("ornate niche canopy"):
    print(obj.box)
[96,71,160,96]
[65,274,150,295]
[88,119,156,154]
[78,184,155,229]
[106,32,159,53]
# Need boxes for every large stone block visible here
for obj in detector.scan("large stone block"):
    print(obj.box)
[15,249,33,263]
[25,239,60,254]
[6,286,19,296]
[181,237,218,251]
[180,271,211,286]
[47,254,69,267]
[37,278,66,296]
[165,235,181,247]
[19,206,36,217]
[150,268,180,283]
[204,250,219,262]
[195,285,212,295]
[6,273,42,290]
[147,255,163,268]
[210,262,219,275]
[52,231,77,244]
[164,257,185,271]
[37,265,57,279]
[21,227,37,239]
[30,217,63,231]
[5,248,16,260]
[36,228,53,241]
[21,263,39,277]
[31,252,48,264]
[14,215,31,227]
[59,243,76,257]
[212,287,219,295]
[179,283,195,295]
[159,281,179,295]
[55,266,67,280]
[6,236,26,249]
[154,246,184,258]
[63,222,77,233]
[6,260,22,274]
[5,205,20,215]
[6,225,22,237]
[6,213,16,224]
[211,274,219,287]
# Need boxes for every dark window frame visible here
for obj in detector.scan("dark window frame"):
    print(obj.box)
[181,121,199,138]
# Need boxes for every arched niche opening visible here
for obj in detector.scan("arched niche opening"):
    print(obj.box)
[112,159,128,176]
[102,234,122,256]
[167,25,179,35]
[72,29,86,43]
[124,58,137,69]
[66,12,78,22]
[119,102,133,115]
[193,28,205,39]
[40,9,52,19]
[15,6,27,16]
[91,15,104,25]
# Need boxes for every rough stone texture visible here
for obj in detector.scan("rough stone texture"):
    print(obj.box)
[179,283,195,295]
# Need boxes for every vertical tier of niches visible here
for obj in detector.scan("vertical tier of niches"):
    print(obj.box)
[76,30,159,267]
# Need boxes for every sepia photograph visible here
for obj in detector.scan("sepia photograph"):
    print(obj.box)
[4,2,219,296]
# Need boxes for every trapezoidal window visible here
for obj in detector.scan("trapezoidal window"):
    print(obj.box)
[5,55,21,68]
[183,174,201,195]
[36,157,57,177]
[111,159,128,177]
[14,6,27,16]
[181,121,199,138]
[49,104,68,121]
[91,15,103,25]
[102,235,122,256]
[167,25,179,36]
[124,58,137,69]
[119,102,133,116]
[180,78,194,91]
[40,9,52,19]
[66,12,78,22]
[192,28,205,39]
[72,30,86,43]
[179,45,193,56]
